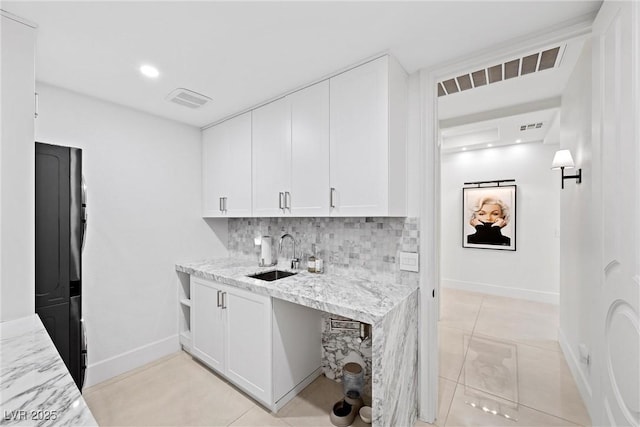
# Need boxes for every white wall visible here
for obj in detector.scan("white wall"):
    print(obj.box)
[35,83,228,386]
[557,41,595,413]
[440,142,560,303]
[0,15,35,322]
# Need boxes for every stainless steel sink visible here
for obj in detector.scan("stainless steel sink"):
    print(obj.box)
[248,270,297,282]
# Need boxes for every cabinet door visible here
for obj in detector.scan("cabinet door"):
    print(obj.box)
[202,112,252,217]
[191,278,225,373]
[330,57,389,216]
[252,98,291,217]
[202,124,227,217]
[290,81,330,216]
[224,286,272,406]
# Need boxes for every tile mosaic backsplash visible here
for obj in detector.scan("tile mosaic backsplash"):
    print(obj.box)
[228,217,420,382]
[228,217,419,275]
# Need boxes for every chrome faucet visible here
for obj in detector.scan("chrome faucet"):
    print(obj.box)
[279,233,299,269]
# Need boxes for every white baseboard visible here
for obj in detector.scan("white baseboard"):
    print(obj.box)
[85,334,180,388]
[558,328,594,422]
[442,279,559,305]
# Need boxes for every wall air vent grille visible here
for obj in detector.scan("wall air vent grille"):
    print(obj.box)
[437,45,564,97]
[166,88,212,109]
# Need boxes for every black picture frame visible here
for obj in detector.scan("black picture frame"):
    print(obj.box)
[462,185,517,251]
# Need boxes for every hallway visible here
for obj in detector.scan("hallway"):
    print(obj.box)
[427,288,591,426]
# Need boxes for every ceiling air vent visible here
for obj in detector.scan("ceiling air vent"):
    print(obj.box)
[437,45,564,97]
[520,122,543,131]
[166,88,212,109]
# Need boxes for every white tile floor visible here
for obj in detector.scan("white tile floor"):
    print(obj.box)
[423,288,591,427]
[84,288,591,427]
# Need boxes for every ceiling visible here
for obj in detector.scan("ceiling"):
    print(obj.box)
[3,1,602,128]
[437,36,588,153]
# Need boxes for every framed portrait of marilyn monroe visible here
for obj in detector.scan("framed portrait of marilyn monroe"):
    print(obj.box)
[463,185,516,251]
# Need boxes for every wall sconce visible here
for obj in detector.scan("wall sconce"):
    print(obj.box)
[551,149,582,189]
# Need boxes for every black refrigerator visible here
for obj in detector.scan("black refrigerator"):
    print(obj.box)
[35,142,87,390]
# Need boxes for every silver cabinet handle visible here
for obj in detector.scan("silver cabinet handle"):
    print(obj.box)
[285,191,291,211]
[219,197,224,213]
[279,192,284,210]
[223,197,228,213]
[221,292,227,309]
[217,290,222,307]
[330,187,336,208]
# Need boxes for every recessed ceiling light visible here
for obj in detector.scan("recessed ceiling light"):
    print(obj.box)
[140,64,160,78]
[516,139,522,143]
[462,147,467,151]
[487,144,493,147]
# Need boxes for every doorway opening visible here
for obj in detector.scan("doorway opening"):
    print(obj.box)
[420,23,595,426]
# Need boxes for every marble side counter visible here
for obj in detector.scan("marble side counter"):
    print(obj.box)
[176,258,417,324]
[176,257,419,427]
[0,315,97,427]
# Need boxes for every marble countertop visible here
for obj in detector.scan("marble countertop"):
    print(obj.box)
[176,258,418,324]
[0,315,97,427]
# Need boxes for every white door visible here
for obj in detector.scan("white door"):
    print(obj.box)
[202,123,227,217]
[592,2,640,426]
[222,112,252,217]
[224,286,272,406]
[290,81,330,216]
[252,98,291,217]
[202,113,252,217]
[191,279,225,373]
[329,57,389,216]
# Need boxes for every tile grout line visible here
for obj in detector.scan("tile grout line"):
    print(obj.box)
[440,297,485,427]
[225,404,256,426]
[454,295,484,384]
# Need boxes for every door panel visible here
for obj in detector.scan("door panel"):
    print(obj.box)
[329,57,389,216]
[35,143,70,307]
[224,286,272,405]
[224,112,252,217]
[252,98,291,217]
[290,81,330,216]
[191,279,225,373]
[593,2,640,425]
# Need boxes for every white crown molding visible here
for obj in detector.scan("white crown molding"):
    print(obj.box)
[1,9,38,28]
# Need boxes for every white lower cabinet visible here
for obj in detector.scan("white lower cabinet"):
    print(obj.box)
[190,277,321,410]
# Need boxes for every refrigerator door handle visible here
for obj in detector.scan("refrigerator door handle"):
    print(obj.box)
[81,175,87,252]
[81,212,88,252]
[80,319,87,390]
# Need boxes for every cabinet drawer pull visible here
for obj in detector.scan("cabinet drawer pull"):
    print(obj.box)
[285,191,291,211]
[217,290,222,307]
[330,187,336,208]
[221,292,227,309]
[223,197,228,213]
[279,192,284,210]
[219,197,224,212]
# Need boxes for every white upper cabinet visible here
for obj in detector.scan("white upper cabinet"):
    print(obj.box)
[252,97,291,217]
[253,81,330,217]
[202,54,407,218]
[329,56,408,216]
[289,81,330,216]
[202,112,252,217]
